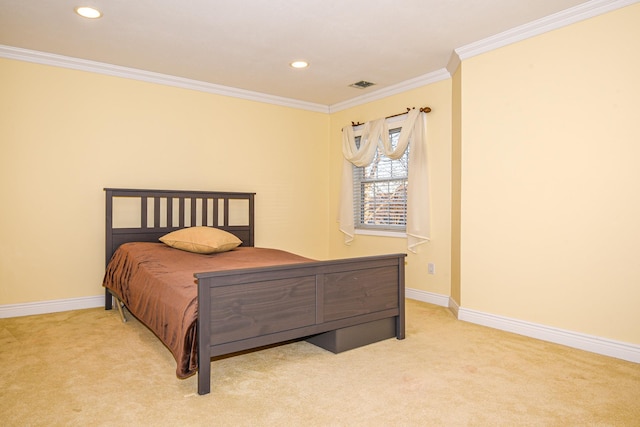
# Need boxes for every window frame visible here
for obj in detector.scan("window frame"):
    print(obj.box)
[352,115,409,237]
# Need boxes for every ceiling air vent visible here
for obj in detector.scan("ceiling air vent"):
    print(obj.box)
[349,80,376,89]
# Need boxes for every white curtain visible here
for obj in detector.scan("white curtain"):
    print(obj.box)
[338,108,430,253]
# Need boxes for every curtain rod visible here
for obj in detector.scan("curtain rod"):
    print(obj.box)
[351,106,431,127]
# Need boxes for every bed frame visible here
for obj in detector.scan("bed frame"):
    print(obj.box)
[104,188,405,395]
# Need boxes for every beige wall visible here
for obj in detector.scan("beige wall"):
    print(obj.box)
[458,4,640,343]
[328,81,453,296]
[1,3,638,348]
[0,59,329,304]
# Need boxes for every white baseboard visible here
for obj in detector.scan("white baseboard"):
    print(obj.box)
[447,297,460,319]
[406,287,640,364]
[458,307,640,364]
[0,295,104,319]
[405,288,450,307]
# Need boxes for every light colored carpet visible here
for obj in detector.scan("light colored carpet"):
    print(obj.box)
[1,299,639,426]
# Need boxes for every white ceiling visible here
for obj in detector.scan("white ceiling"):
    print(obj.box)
[0,0,626,107]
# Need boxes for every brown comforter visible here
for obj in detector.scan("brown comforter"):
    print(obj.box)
[102,242,311,378]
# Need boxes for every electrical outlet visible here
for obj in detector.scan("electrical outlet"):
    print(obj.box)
[428,263,435,275]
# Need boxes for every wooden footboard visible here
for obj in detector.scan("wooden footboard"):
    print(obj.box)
[195,253,405,395]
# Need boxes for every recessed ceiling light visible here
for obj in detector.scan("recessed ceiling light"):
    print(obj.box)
[75,6,103,19]
[290,61,309,69]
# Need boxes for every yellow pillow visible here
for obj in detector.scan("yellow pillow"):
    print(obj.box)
[159,226,242,254]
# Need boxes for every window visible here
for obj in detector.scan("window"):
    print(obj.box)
[353,124,408,232]
[339,108,428,250]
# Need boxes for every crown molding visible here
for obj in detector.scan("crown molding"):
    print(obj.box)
[328,68,451,113]
[449,0,638,73]
[446,52,461,77]
[0,44,330,114]
[2,0,635,112]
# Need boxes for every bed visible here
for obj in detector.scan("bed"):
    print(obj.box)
[103,188,406,395]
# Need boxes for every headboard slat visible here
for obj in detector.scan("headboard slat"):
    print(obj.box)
[141,196,148,229]
[153,197,161,228]
[178,197,185,228]
[167,197,174,228]
[213,198,219,228]
[223,198,229,227]
[189,197,195,226]
[202,198,209,227]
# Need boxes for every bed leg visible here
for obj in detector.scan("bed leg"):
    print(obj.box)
[105,289,113,310]
[198,363,211,395]
[111,294,128,323]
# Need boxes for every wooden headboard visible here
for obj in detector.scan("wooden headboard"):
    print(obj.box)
[104,188,255,267]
